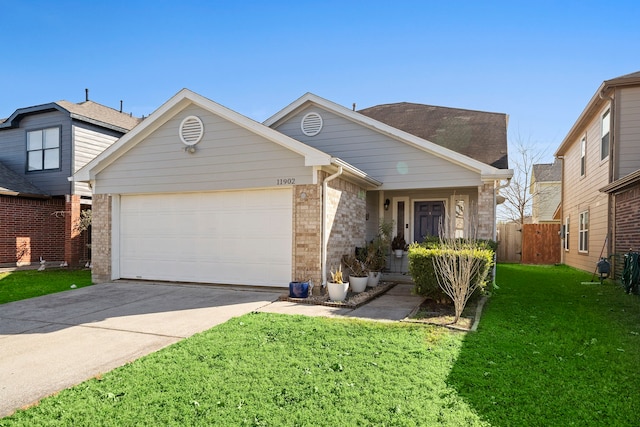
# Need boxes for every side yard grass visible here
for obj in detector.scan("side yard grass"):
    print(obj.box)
[0,269,92,304]
[1,264,639,426]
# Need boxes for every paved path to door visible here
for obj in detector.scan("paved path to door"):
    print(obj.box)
[0,282,281,417]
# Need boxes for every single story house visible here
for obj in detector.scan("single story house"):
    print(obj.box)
[75,89,512,288]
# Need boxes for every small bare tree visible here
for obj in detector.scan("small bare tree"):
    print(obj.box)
[432,221,492,324]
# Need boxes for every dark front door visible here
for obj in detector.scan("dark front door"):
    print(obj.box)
[414,201,444,243]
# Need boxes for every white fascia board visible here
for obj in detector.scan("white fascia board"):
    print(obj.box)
[265,92,503,177]
[481,169,514,181]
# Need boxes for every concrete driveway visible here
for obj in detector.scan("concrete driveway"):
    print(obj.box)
[0,281,281,417]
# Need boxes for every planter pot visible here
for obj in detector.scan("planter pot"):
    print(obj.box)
[368,271,381,287]
[289,281,310,298]
[327,282,349,301]
[350,276,368,293]
[394,249,404,258]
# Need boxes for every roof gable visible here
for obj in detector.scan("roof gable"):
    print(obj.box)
[264,93,512,181]
[75,89,334,183]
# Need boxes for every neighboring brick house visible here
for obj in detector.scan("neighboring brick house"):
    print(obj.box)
[0,97,141,267]
[76,89,512,287]
[555,71,640,275]
[600,169,640,278]
[530,161,561,224]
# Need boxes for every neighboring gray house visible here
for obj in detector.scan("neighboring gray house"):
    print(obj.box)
[530,161,561,224]
[76,89,512,288]
[0,98,141,267]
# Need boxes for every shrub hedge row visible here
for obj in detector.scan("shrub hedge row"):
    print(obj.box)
[408,243,495,300]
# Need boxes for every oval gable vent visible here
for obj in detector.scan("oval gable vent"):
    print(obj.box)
[301,112,323,136]
[179,115,204,146]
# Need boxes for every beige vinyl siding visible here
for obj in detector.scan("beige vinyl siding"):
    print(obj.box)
[73,124,120,197]
[561,104,610,272]
[616,86,640,178]
[94,105,312,194]
[274,107,482,190]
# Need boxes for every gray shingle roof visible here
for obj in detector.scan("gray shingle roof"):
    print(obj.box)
[358,102,509,169]
[533,161,561,182]
[55,100,142,132]
[0,161,48,198]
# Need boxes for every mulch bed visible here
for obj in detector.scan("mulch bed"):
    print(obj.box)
[404,296,486,331]
[279,282,396,309]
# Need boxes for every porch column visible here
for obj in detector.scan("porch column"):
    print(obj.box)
[477,183,495,240]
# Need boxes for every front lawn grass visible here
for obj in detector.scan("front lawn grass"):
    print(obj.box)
[1,264,639,426]
[0,269,92,304]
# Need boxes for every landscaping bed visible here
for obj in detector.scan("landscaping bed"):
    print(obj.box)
[279,281,396,308]
[406,295,487,331]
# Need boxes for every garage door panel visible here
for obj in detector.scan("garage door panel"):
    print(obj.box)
[119,189,292,286]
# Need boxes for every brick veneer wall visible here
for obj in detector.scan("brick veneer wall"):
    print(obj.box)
[0,195,66,265]
[91,193,112,283]
[325,174,367,280]
[612,184,640,278]
[292,184,322,286]
[477,182,496,240]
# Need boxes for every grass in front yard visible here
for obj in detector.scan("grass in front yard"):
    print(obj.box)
[1,264,639,426]
[448,264,640,426]
[0,269,92,304]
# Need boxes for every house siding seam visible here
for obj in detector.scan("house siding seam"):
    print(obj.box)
[0,195,66,265]
[91,193,112,283]
[612,184,640,278]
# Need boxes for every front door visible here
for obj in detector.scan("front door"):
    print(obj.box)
[414,201,444,243]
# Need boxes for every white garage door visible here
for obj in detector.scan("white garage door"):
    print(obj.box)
[119,189,292,287]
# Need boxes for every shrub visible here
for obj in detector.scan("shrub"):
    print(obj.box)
[408,244,494,301]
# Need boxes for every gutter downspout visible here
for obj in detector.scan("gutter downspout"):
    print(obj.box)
[599,89,615,274]
[322,166,343,288]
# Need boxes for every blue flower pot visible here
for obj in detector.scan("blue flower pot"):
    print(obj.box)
[289,281,310,298]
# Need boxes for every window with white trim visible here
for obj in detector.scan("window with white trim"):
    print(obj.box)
[578,211,589,253]
[601,109,610,161]
[27,127,60,171]
[580,136,586,177]
[564,216,570,251]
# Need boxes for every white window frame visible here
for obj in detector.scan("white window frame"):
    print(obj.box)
[580,136,586,177]
[578,211,589,253]
[564,216,570,251]
[601,109,610,161]
[27,126,61,171]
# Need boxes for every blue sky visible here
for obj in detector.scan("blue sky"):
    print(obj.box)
[2,1,638,163]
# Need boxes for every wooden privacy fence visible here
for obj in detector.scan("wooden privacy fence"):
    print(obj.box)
[497,223,521,263]
[521,223,561,264]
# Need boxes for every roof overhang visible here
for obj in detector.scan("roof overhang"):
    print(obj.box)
[555,73,640,157]
[600,169,640,194]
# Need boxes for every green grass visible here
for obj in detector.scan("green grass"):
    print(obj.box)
[0,269,92,304]
[1,264,639,426]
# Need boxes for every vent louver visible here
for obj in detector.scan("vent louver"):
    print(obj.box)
[179,116,204,146]
[301,112,323,136]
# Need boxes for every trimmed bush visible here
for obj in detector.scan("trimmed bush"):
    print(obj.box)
[408,244,494,300]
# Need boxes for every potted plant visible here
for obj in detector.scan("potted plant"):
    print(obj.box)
[342,254,368,293]
[365,219,393,287]
[327,265,349,301]
[391,234,407,258]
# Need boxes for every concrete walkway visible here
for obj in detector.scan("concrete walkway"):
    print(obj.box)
[0,281,423,418]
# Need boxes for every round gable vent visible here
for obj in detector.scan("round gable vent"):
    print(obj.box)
[179,115,204,146]
[301,112,323,136]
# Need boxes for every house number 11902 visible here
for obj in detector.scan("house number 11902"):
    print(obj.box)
[276,178,295,185]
